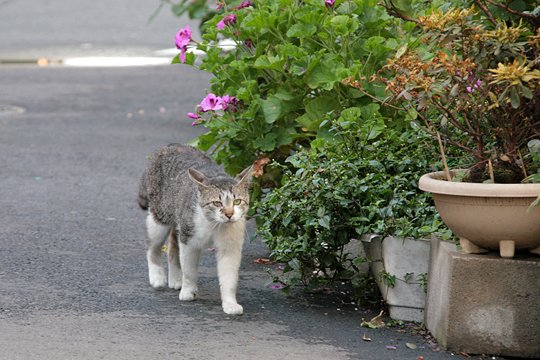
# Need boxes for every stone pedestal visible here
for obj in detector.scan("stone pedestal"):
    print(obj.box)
[426,239,540,358]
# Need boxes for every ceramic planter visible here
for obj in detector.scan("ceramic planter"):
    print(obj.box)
[419,170,540,258]
[362,234,430,322]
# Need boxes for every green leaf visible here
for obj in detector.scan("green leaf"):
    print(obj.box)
[521,84,533,99]
[253,55,285,71]
[274,127,294,147]
[193,132,217,151]
[363,36,386,52]
[396,44,408,59]
[336,1,359,15]
[253,133,278,151]
[286,23,317,38]
[318,215,331,229]
[305,96,340,121]
[262,96,282,124]
[171,54,181,64]
[274,88,297,101]
[330,15,359,36]
[306,59,341,90]
[510,86,521,109]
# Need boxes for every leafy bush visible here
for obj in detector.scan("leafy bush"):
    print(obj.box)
[256,110,450,288]
[173,0,409,181]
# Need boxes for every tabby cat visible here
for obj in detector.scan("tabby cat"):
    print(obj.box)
[138,144,252,315]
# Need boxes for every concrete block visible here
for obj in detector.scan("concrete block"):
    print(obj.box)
[363,235,430,322]
[343,238,370,275]
[426,239,540,358]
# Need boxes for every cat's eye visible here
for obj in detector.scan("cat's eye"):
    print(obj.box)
[212,201,223,207]
[233,199,242,205]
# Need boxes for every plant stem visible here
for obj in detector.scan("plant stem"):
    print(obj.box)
[437,131,452,181]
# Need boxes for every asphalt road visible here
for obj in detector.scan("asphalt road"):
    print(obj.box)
[0,1,498,359]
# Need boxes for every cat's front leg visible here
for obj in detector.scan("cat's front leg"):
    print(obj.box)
[178,242,201,301]
[215,236,244,315]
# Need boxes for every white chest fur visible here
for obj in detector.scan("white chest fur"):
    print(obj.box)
[188,207,245,249]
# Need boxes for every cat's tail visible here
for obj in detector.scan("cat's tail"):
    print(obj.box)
[138,173,149,211]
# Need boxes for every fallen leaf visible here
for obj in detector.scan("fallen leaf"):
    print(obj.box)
[362,334,372,341]
[254,258,272,265]
[253,157,271,178]
[418,356,424,360]
[406,342,417,349]
[360,310,385,329]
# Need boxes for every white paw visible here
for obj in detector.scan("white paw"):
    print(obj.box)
[149,268,167,289]
[179,288,198,301]
[168,278,182,290]
[223,302,243,315]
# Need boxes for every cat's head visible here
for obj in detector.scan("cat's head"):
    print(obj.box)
[188,166,253,224]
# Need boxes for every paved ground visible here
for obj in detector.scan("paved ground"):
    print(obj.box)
[0,1,504,359]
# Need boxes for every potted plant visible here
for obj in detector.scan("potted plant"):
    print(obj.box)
[375,0,540,258]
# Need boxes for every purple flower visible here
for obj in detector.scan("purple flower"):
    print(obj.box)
[218,95,236,110]
[217,14,237,30]
[175,25,192,49]
[198,93,225,112]
[270,283,285,290]
[186,112,199,119]
[244,38,253,48]
[325,0,335,7]
[175,25,192,63]
[221,95,240,112]
[466,78,482,93]
[235,1,252,9]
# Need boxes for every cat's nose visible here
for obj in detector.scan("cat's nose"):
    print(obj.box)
[223,208,234,219]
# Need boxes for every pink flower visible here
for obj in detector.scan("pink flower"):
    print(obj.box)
[175,25,192,49]
[466,79,482,93]
[325,0,335,7]
[198,93,225,112]
[175,25,192,63]
[235,1,252,9]
[217,14,237,30]
[270,283,285,290]
[186,112,199,119]
[220,95,240,112]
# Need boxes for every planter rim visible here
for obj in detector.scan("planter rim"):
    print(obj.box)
[419,170,540,197]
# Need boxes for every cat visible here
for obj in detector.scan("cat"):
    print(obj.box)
[138,144,252,315]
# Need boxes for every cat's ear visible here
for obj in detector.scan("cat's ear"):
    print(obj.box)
[188,168,208,188]
[235,165,253,186]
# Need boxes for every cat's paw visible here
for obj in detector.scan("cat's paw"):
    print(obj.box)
[179,287,198,301]
[222,302,243,315]
[168,279,182,290]
[149,268,167,289]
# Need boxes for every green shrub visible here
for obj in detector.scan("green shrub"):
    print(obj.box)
[172,0,412,181]
[256,111,451,288]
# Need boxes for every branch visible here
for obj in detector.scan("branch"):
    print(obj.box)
[484,0,540,28]
[379,0,419,24]
[473,0,497,26]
